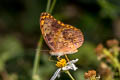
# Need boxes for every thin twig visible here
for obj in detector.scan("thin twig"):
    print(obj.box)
[66,71,75,80]
[32,0,56,79]
[32,36,43,80]
[103,49,120,76]
[65,55,75,80]
[46,0,51,12]
[49,0,56,13]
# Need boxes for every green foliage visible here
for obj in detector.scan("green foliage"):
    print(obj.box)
[0,36,23,71]
[74,70,85,80]
[98,0,120,19]
[0,0,120,80]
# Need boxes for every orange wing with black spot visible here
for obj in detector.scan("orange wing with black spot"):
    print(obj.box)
[40,12,84,56]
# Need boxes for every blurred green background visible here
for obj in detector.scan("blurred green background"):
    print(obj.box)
[0,0,120,80]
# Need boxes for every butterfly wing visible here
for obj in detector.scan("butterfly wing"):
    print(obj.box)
[53,24,84,54]
[61,24,84,49]
[40,12,62,51]
[40,12,84,56]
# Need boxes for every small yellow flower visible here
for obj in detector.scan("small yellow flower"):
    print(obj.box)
[56,59,67,68]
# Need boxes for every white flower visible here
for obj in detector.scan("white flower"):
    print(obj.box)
[50,59,79,80]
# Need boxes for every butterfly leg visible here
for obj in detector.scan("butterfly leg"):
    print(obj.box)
[48,56,57,62]
[57,56,61,61]
[65,54,70,62]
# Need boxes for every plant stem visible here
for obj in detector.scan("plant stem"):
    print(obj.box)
[46,0,51,12]
[49,0,56,13]
[32,36,43,80]
[113,46,119,58]
[65,55,75,80]
[32,0,57,79]
[103,49,120,76]
[66,71,75,80]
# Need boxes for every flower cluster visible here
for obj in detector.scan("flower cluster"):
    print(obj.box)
[95,39,119,60]
[95,39,120,79]
[98,62,113,78]
[106,39,119,47]
[50,58,79,80]
[56,59,67,68]
[84,70,100,80]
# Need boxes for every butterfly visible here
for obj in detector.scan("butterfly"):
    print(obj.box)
[40,12,84,56]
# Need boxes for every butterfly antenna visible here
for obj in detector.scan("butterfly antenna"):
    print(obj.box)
[37,50,49,52]
[39,50,49,51]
